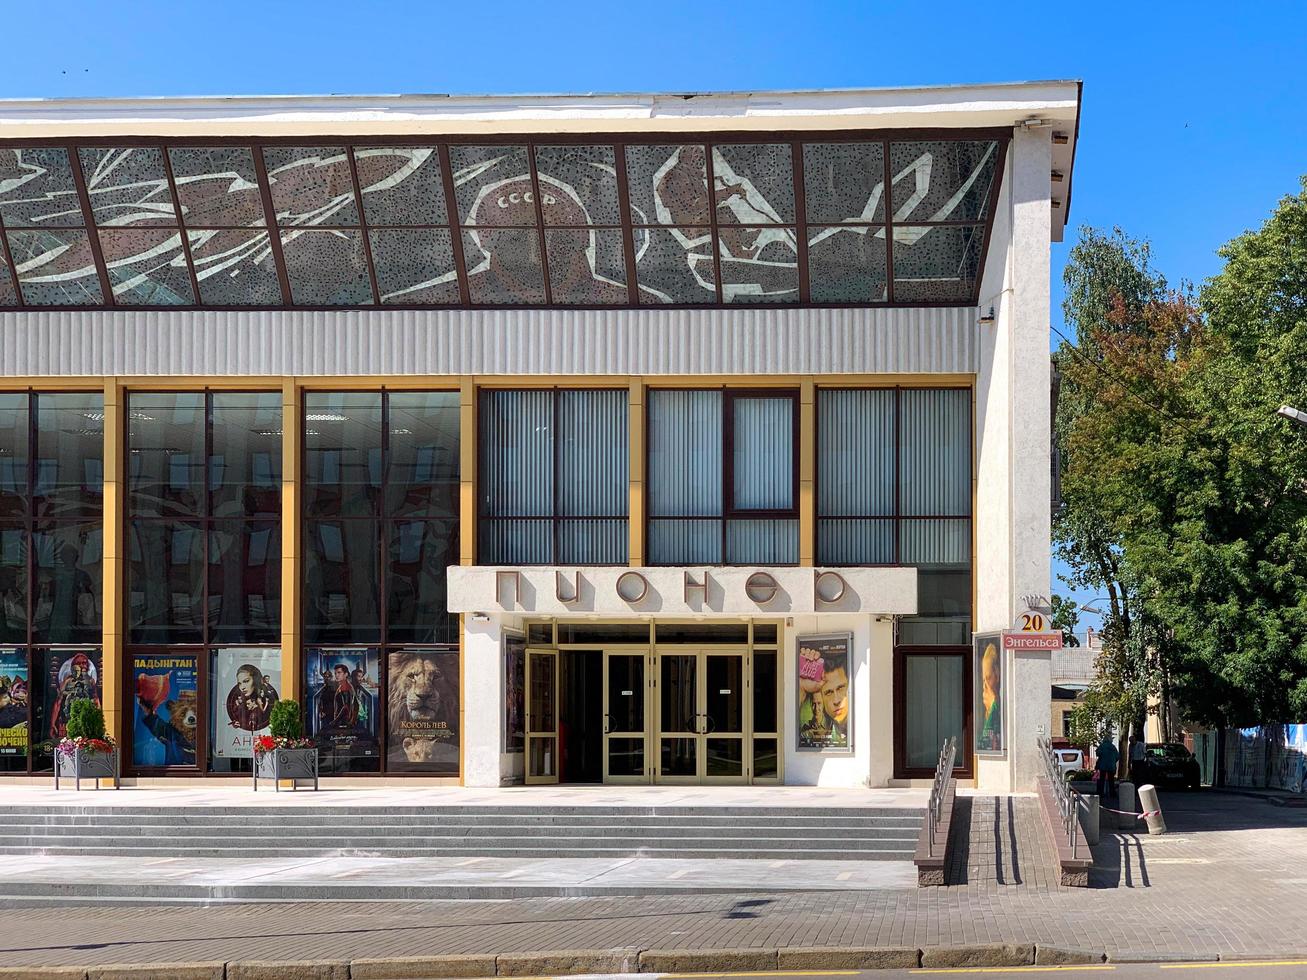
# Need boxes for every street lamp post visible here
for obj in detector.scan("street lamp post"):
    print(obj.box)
[1279,405,1307,427]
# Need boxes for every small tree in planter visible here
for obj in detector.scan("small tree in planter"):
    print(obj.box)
[55,699,119,790]
[253,699,318,791]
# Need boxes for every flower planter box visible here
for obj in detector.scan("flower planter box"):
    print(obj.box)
[54,747,120,790]
[253,747,319,791]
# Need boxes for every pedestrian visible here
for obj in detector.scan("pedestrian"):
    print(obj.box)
[1128,733,1146,778]
[1096,734,1120,798]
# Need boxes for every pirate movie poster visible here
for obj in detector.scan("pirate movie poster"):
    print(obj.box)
[132,654,199,768]
[797,633,853,753]
[305,648,380,765]
[44,649,102,741]
[974,632,1005,755]
[211,648,281,759]
[0,649,28,757]
[386,648,458,774]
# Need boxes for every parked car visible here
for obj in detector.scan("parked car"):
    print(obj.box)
[1053,748,1085,776]
[1131,742,1201,789]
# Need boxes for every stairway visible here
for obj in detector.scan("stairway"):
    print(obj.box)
[0,804,924,861]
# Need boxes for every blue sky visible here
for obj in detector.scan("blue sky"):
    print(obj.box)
[5,0,1305,627]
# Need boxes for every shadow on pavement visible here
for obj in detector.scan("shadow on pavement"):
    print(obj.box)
[945,795,973,886]
[1088,833,1149,889]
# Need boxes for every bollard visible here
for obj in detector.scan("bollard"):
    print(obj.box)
[1077,793,1100,845]
[1137,783,1167,835]
[1118,782,1137,832]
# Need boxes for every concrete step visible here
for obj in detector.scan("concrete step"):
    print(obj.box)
[0,811,923,827]
[0,804,924,818]
[0,843,912,860]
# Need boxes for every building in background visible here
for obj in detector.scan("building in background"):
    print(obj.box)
[0,80,1080,790]
[1051,630,1099,743]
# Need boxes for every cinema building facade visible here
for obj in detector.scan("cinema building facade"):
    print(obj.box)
[0,80,1078,792]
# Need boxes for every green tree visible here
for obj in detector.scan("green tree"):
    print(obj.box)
[1050,594,1081,647]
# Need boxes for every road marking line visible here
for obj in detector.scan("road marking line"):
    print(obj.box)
[1160,962,1307,969]
[914,968,1115,975]
[836,870,853,880]
[666,869,691,879]
[664,972,861,978]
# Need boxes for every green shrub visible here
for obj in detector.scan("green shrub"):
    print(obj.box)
[66,699,106,741]
[1065,768,1094,783]
[269,699,303,740]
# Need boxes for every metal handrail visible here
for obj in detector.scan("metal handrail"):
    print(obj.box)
[924,736,957,857]
[1038,736,1080,859]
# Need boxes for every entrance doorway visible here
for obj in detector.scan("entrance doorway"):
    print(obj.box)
[656,649,747,783]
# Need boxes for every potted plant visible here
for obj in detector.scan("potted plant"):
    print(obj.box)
[54,699,119,790]
[253,699,318,791]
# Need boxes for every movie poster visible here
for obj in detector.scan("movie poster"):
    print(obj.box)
[210,648,281,759]
[0,649,28,757]
[43,649,102,742]
[504,631,525,754]
[974,632,1004,755]
[796,633,853,753]
[132,654,199,768]
[305,647,380,767]
[386,648,458,774]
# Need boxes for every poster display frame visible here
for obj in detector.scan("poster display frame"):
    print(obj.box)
[973,631,1005,757]
[502,628,526,755]
[795,631,854,754]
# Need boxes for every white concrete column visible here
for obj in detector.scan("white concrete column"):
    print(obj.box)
[463,616,505,787]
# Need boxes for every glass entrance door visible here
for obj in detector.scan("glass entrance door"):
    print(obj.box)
[703,651,746,782]
[525,648,559,784]
[655,649,749,785]
[603,651,648,782]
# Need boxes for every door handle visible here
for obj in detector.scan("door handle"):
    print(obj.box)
[603,713,611,735]
[703,714,716,735]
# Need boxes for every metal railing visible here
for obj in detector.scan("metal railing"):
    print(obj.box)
[924,736,957,857]
[1038,735,1080,859]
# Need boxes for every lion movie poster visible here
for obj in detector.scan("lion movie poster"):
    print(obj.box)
[386,649,459,774]
[305,647,380,767]
[211,648,281,759]
[0,649,29,756]
[974,632,1004,755]
[43,649,102,742]
[796,633,853,753]
[132,654,199,768]
[503,631,525,754]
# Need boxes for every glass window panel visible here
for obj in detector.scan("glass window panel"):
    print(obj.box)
[915,565,972,619]
[802,142,886,224]
[534,145,620,225]
[557,518,627,564]
[648,519,721,565]
[369,228,459,305]
[607,737,643,777]
[386,648,459,774]
[624,145,709,226]
[633,226,715,304]
[5,230,103,306]
[0,253,16,306]
[753,737,779,778]
[817,389,895,518]
[753,651,777,733]
[712,144,795,224]
[303,393,383,518]
[899,388,970,515]
[168,146,268,227]
[648,389,722,518]
[210,392,282,519]
[98,229,194,305]
[479,389,553,523]
[731,396,793,511]
[462,228,545,304]
[280,229,373,305]
[706,738,743,776]
[817,518,894,565]
[478,518,553,565]
[386,519,458,644]
[35,649,103,759]
[719,227,799,304]
[186,230,282,306]
[556,389,628,518]
[0,395,28,519]
[0,148,84,227]
[262,146,359,226]
[607,654,644,732]
[725,518,797,564]
[386,391,460,518]
[128,393,205,518]
[448,145,533,226]
[753,623,777,643]
[303,520,381,643]
[126,520,204,643]
[354,146,448,226]
[31,521,101,644]
[808,226,887,303]
[892,225,984,303]
[545,228,627,304]
[304,646,381,773]
[899,519,971,565]
[77,147,177,227]
[208,520,280,643]
[34,394,102,520]
[890,140,1000,223]
[0,526,26,643]
[0,646,29,771]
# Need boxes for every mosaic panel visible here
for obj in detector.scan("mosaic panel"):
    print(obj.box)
[0,148,84,227]
[168,147,267,227]
[279,229,373,305]
[354,147,448,227]
[624,145,709,226]
[802,142,886,224]
[461,228,545,304]
[712,144,795,224]
[77,147,177,227]
[633,226,715,304]
[186,230,283,305]
[98,228,194,305]
[368,228,459,305]
[534,145,620,225]
[262,147,360,227]
[720,228,798,304]
[890,141,1000,223]
[0,254,14,306]
[545,228,627,304]
[448,145,534,226]
[808,225,888,303]
[891,224,983,302]
[5,229,103,305]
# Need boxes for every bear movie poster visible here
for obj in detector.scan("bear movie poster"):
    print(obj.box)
[44,649,102,742]
[386,649,458,774]
[305,648,381,767]
[0,649,28,756]
[211,649,281,759]
[132,655,199,768]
